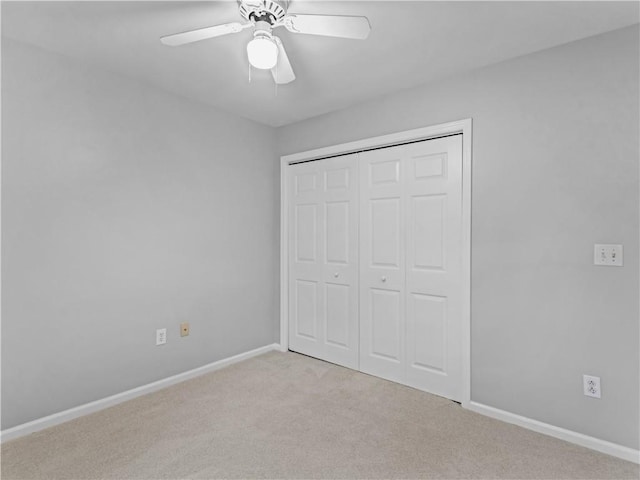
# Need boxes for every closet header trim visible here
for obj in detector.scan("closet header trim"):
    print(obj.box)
[288,133,462,165]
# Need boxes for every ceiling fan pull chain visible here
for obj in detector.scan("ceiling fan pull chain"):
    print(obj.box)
[248,63,252,83]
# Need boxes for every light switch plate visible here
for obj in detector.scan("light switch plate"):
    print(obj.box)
[156,328,167,345]
[594,244,623,266]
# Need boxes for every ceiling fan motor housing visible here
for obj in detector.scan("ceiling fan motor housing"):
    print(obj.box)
[238,0,288,25]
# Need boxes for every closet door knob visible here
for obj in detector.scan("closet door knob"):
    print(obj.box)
[381,276,387,282]
[333,272,339,278]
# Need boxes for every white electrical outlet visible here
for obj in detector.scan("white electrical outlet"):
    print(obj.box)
[583,375,601,398]
[594,244,623,266]
[156,328,167,346]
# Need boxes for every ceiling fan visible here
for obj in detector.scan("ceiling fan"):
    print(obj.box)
[160,0,371,84]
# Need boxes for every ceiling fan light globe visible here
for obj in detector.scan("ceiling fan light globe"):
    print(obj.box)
[247,37,279,70]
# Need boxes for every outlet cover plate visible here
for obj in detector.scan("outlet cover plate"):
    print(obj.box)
[180,322,189,337]
[583,374,601,398]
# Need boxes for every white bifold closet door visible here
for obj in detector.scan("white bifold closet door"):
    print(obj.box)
[359,135,463,401]
[288,134,463,401]
[288,154,359,369]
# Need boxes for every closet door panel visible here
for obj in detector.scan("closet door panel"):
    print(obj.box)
[288,154,359,369]
[294,279,320,340]
[325,201,349,264]
[405,136,463,401]
[408,293,447,372]
[370,288,402,360]
[359,146,406,383]
[294,204,318,263]
[322,154,359,368]
[289,163,325,359]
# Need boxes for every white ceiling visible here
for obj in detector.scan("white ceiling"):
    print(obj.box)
[2,1,638,127]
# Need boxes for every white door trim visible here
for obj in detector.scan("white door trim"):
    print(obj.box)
[280,118,473,407]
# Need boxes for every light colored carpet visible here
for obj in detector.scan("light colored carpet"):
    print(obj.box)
[1,351,638,479]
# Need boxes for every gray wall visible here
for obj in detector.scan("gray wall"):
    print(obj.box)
[3,24,638,452]
[278,25,640,450]
[1,39,280,430]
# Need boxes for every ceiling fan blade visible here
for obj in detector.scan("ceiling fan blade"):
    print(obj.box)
[271,37,295,84]
[283,14,371,39]
[160,22,249,46]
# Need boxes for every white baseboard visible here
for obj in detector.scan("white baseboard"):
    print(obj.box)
[1,343,280,443]
[467,401,640,464]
